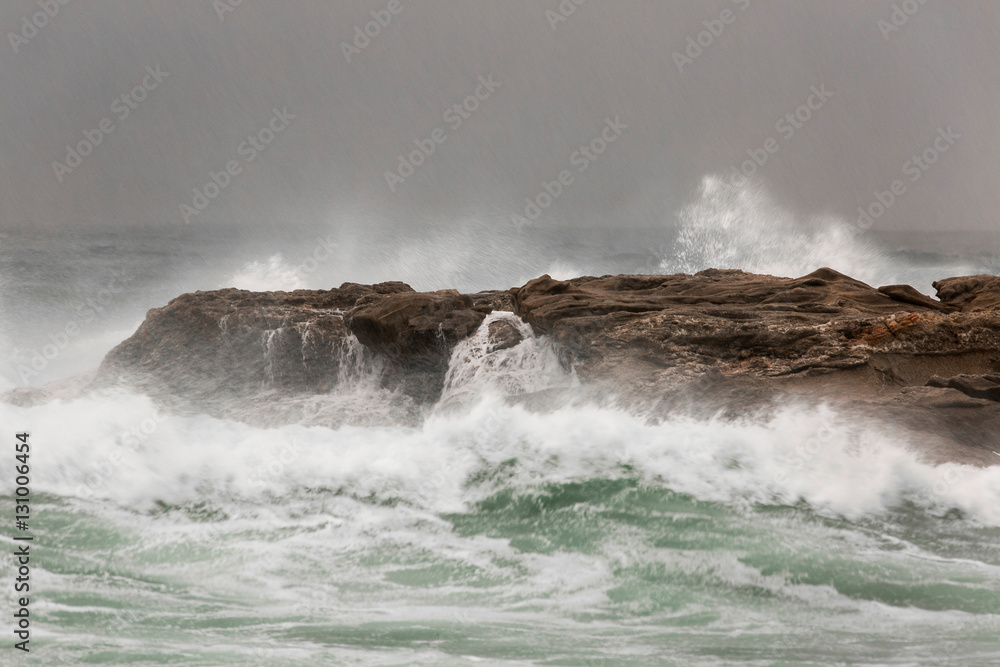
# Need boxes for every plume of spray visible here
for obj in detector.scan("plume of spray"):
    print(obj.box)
[662,175,895,285]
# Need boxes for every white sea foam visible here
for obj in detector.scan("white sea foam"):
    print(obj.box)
[3,383,999,526]
[438,311,572,408]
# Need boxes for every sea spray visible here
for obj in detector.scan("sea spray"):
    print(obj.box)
[3,344,1000,664]
[3,230,1000,664]
[5,383,1000,524]
[664,174,890,283]
[438,311,571,409]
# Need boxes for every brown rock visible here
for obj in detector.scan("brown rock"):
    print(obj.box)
[96,282,414,403]
[878,284,953,312]
[53,267,998,463]
[346,289,486,370]
[933,275,1000,311]
[926,374,1000,402]
[487,318,525,352]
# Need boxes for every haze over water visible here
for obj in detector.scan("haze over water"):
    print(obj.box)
[2,1,1000,665]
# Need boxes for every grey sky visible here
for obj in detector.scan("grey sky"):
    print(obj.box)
[0,0,997,238]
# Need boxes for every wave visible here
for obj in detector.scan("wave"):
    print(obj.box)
[4,382,999,527]
[4,194,999,528]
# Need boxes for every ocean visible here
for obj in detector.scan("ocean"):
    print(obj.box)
[2,179,1000,665]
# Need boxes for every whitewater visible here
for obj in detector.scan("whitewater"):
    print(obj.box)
[2,179,1000,665]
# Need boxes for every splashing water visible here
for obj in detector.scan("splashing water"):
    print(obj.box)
[659,175,994,295]
[2,367,1000,664]
[228,253,306,291]
[438,312,572,408]
[2,209,999,664]
[663,175,891,283]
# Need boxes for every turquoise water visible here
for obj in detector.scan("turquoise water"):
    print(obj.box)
[3,484,999,664]
[2,389,1000,665]
[2,204,1000,665]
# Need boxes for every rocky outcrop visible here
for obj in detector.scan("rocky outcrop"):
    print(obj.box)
[504,267,1000,466]
[346,290,487,369]
[932,275,1000,311]
[926,374,1000,402]
[94,282,410,403]
[93,281,512,407]
[10,266,998,464]
[878,284,954,312]
[341,288,503,402]
[509,268,1000,386]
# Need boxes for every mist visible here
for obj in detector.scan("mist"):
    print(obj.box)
[1,0,997,242]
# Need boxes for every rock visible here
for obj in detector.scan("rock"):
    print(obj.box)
[342,289,492,403]
[50,266,998,464]
[96,282,414,404]
[933,275,1000,311]
[926,374,1000,402]
[346,289,486,369]
[94,281,495,410]
[878,284,953,312]
[487,318,525,352]
[511,267,1000,384]
[469,290,516,314]
[505,268,1000,464]
[512,268,917,337]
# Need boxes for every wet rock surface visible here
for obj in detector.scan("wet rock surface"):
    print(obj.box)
[91,281,513,407]
[346,289,486,370]
[926,374,1000,402]
[94,283,413,403]
[506,267,1000,465]
[8,267,999,464]
[933,275,1000,311]
[509,268,1000,385]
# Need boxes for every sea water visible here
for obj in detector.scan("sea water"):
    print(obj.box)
[2,179,999,665]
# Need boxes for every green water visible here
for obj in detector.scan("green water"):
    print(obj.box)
[3,480,998,665]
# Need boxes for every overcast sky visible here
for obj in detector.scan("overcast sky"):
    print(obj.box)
[0,0,997,238]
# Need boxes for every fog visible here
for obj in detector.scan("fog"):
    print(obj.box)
[0,0,997,243]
